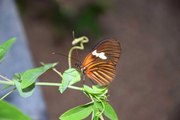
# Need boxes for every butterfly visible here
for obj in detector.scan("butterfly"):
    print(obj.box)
[80,39,121,85]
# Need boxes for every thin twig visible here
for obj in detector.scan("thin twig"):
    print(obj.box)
[0,79,83,91]
[0,80,14,85]
[52,68,63,77]
[0,88,16,100]
[100,115,104,120]
[0,75,12,82]
[36,82,83,91]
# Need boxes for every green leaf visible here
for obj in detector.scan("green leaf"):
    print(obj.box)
[0,100,31,120]
[59,102,93,120]
[21,63,57,89]
[103,101,118,120]
[93,116,101,120]
[92,105,101,120]
[14,80,35,98]
[59,68,81,93]
[96,101,118,120]
[83,85,108,96]
[0,37,16,62]
[92,85,107,92]
[12,63,56,97]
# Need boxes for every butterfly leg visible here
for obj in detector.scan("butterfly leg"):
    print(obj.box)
[82,74,96,85]
[82,74,86,85]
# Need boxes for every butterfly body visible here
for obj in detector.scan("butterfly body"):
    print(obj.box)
[81,39,121,85]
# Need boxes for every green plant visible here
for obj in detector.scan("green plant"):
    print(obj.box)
[0,36,118,120]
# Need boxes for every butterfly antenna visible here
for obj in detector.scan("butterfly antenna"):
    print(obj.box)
[52,52,80,62]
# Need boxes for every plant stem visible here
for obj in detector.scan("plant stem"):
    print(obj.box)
[0,75,12,82]
[0,88,16,100]
[36,82,83,91]
[0,80,14,85]
[68,36,89,68]
[52,68,63,78]
[100,115,104,120]
[0,80,83,91]
[36,82,60,86]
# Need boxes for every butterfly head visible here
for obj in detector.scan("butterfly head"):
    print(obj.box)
[75,61,86,73]
[75,61,81,69]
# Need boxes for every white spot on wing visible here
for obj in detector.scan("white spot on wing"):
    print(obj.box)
[92,50,97,56]
[92,50,107,60]
[99,52,107,59]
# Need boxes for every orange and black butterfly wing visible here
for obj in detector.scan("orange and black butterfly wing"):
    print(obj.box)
[82,39,121,85]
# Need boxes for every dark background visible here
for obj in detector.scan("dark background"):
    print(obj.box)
[15,0,180,120]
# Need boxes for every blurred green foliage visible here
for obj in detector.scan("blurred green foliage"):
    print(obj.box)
[0,100,31,120]
[16,0,107,39]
